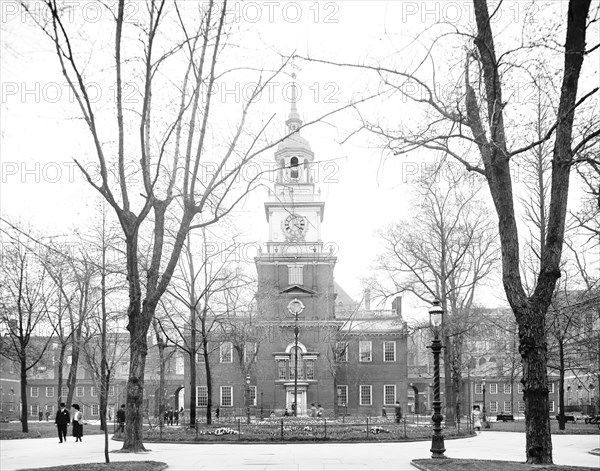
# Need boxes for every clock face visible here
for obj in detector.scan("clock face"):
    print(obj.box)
[282,214,307,239]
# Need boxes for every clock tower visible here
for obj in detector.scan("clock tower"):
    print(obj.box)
[254,82,338,415]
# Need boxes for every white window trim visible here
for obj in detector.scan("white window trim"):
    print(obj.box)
[489,401,498,413]
[46,387,54,398]
[220,342,233,363]
[61,387,69,398]
[549,401,555,412]
[336,342,348,362]
[76,386,84,397]
[475,384,482,394]
[504,384,511,394]
[548,383,554,393]
[383,384,396,406]
[383,341,396,362]
[91,404,99,416]
[503,401,511,412]
[220,386,233,407]
[359,385,372,406]
[196,386,208,407]
[337,385,348,406]
[91,386,97,397]
[490,383,498,394]
[31,387,39,398]
[359,341,372,362]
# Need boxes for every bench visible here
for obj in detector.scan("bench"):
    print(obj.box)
[555,414,576,423]
[496,414,514,422]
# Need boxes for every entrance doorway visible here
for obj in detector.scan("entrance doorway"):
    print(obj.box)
[286,389,306,415]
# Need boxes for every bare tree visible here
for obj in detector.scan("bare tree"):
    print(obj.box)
[373,171,498,425]
[0,224,55,433]
[302,0,598,462]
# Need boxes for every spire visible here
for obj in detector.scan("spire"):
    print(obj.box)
[286,73,302,132]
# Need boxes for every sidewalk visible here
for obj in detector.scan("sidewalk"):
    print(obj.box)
[1,432,598,470]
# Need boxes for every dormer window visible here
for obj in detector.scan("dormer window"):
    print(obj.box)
[290,157,299,179]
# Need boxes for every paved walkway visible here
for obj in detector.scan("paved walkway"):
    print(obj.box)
[0,432,598,470]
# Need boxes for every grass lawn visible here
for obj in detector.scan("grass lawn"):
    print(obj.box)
[479,420,598,435]
[18,462,167,471]
[412,458,597,471]
[0,420,107,440]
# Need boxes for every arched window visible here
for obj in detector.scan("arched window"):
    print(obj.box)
[290,157,299,179]
[289,346,303,379]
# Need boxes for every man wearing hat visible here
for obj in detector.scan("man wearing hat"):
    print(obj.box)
[55,402,70,443]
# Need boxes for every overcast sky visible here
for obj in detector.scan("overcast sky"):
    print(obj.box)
[1,1,595,320]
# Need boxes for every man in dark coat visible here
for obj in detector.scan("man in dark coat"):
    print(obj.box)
[394,401,402,424]
[116,404,126,433]
[55,402,70,443]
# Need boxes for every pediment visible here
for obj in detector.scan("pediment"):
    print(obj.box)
[280,285,316,295]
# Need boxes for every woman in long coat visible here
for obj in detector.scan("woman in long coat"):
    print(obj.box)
[72,404,83,442]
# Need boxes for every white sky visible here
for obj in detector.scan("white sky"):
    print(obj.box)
[1,1,595,321]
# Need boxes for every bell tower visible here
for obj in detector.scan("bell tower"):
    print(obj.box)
[255,76,337,320]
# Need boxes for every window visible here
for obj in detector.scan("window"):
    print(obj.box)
[31,387,39,398]
[30,403,39,417]
[197,386,208,407]
[76,386,84,397]
[220,386,233,407]
[548,383,554,394]
[288,265,303,285]
[337,385,348,406]
[503,401,512,413]
[359,341,372,362]
[518,383,523,394]
[220,342,233,363]
[249,386,257,406]
[61,387,68,398]
[335,342,348,362]
[384,385,396,406]
[305,360,315,380]
[490,384,498,394]
[290,157,299,179]
[46,387,54,398]
[360,385,372,405]
[278,360,287,380]
[289,347,303,379]
[518,401,525,413]
[109,385,115,397]
[91,404,99,416]
[504,384,511,394]
[383,341,396,362]
[195,351,202,363]
[549,401,555,412]
[489,401,498,413]
[244,343,257,363]
[176,355,184,374]
[91,386,97,397]
[475,384,482,394]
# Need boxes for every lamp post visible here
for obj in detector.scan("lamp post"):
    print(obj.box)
[428,299,446,459]
[287,298,304,417]
[245,375,251,424]
[482,377,490,428]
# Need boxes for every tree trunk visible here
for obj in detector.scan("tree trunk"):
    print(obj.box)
[189,349,196,427]
[20,353,28,433]
[558,340,565,430]
[203,338,213,425]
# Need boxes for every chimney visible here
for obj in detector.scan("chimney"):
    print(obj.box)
[364,289,371,311]
[392,296,402,318]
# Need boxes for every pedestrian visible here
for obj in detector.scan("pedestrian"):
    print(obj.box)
[472,405,482,433]
[55,402,70,443]
[39,410,43,422]
[71,404,83,442]
[215,406,220,420]
[179,406,184,425]
[310,403,316,418]
[394,401,402,424]
[116,404,126,434]
[317,404,324,418]
[45,410,50,422]
[167,407,174,426]
[174,407,179,425]
[382,407,387,418]
[283,408,289,417]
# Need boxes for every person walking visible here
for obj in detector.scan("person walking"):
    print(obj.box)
[71,404,83,442]
[472,405,482,434]
[167,407,174,426]
[317,404,324,418]
[174,407,179,425]
[116,404,126,433]
[394,401,402,424]
[310,403,317,418]
[55,402,70,443]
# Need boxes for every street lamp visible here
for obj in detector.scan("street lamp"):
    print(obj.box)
[245,375,251,424]
[288,298,304,417]
[482,377,490,428]
[428,299,446,459]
